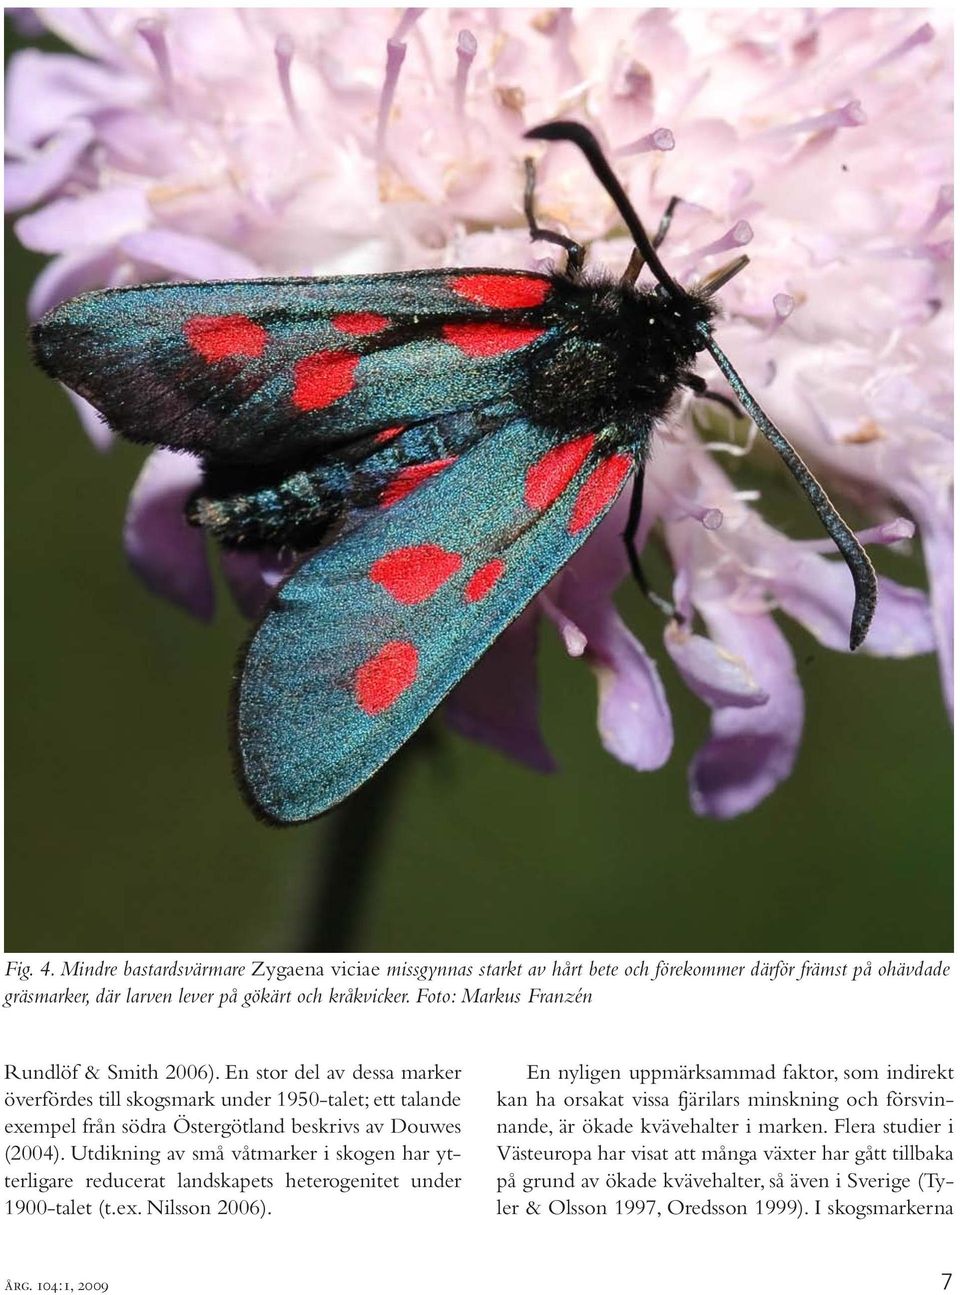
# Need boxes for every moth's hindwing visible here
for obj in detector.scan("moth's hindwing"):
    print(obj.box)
[31,270,558,464]
[236,406,635,822]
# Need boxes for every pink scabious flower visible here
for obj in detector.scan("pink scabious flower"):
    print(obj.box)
[8,8,951,818]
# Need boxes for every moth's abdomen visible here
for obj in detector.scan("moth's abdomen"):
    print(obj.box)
[189,466,344,548]
[190,405,506,549]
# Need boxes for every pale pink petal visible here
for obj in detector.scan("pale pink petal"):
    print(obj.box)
[8,10,44,39]
[4,119,94,213]
[26,246,120,319]
[590,609,673,770]
[15,187,150,254]
[665,620,769,708]
[864,577,935,656]
[219,548,289,620]
[119,229,262,280]
[65,388,112,452]
[540,595,587,656]
[35,10,130,62]
[771,549,935,657]
[446,607,557,774]
[891,479,953,712]
[689,606,804,819]
[553,497,635,608]
[554,516,674,772]
[4,49,146,148]
[96,109,188,177]
[917,515,954,712]
[124,449,214,621]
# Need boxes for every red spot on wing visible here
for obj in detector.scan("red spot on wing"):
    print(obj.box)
[379,458,457,507]
[464,559,506,603]
[333,312,389,336]
[184,315,267,362]
[568,455,633,534]
[524,435,596,510]
[370,544,463,605]
[292,350,359,411]
[354,640,419,716]
[441,321,545,358]
[375,425,404,444]
[450,274,551,309]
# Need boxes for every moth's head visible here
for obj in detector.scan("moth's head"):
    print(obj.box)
[654,281,719,343]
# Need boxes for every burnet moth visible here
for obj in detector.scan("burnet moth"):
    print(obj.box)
[32,121,877,825]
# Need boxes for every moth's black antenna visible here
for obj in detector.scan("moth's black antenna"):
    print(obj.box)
[525,120,685,301]
[699,327,878,650]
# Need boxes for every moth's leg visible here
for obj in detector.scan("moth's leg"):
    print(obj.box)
[681,371,744,421]
[523,157,585,276]
[699,254,750,297]
[653,195,681,249]
[622,195,681,284]
[622,462,677,620]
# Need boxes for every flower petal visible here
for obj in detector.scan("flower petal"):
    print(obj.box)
[445,606,557,773]
[64,388,112,452]
[219,548,289,620]
[590,610,673,770]
[15,186,150,255]
[665,620,769,708]
[4,119,95,213]
[4,49,146,148]
[124,449,214,620]
[35,9,129,61]
[865,576,936,656]
[917,514,954,713]
[8,10,45,38]
[553,496,634,609]
[772,536,937,657]
[689,606,804,819]
[540,595,588,657]
[119,229,262,281]
[26,246,121,319]
[552,509,673,771]
[772,546,935,657]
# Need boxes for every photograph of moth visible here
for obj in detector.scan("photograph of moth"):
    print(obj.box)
[32,121,877,826]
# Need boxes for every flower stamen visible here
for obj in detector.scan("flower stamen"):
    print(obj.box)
[665,489,724,530]
[616,128,675,156]
[867,21,934,72]
[541,594,588,656]
[764,292,795,337]
[376,8,425,159]
[274,34,303,133]
[756,100,866,140]
[454,30,477,121]
[919,183,953,237]
[794,517,915,553]
[683,221,752,276]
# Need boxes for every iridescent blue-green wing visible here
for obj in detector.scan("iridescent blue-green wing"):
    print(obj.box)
[236,403,634,823]
[31,270,558,464]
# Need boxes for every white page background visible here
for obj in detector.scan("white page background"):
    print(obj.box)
[2,952,955,1295]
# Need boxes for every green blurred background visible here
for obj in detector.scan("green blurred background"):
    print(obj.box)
[5,22,951,955]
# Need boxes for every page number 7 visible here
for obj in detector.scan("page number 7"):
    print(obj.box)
[942,1276,952,1290]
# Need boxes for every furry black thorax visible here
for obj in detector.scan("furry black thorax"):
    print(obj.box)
[517,271,717,450]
